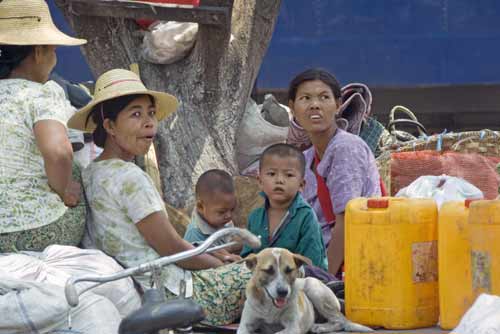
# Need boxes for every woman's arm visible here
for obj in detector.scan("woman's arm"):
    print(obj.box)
[326,138,373,274]
[327,213,345,275]
[34,120,80,207]
[137,210,224,270]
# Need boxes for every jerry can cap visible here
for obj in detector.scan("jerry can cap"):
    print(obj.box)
[465,198,482,208]
[367,198,389,209]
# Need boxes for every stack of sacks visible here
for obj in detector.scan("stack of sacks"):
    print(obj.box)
[0,272,122,334]
[0,245,141,317]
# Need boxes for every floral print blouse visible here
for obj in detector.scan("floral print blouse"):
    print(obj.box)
[0,79,73,233]
[82,159,193,297]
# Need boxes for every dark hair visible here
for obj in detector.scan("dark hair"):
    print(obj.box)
[195,169,235,199]
[0,45,34,79]
[287,68,341,102]
[259,143,306,177]
[89,94,153,148]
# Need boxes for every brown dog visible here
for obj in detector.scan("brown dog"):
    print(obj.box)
[237,248,372,334]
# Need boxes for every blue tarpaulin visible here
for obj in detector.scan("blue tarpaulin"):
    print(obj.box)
[48,0,500,87]
[258,0,500,88]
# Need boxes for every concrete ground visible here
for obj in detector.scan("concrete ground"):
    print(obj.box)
[189,325,451,334]
[339,327,450,334]
[188,326,450,334]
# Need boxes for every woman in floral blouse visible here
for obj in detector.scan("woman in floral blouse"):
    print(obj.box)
[0,0,87,252]
[68,69,251,325]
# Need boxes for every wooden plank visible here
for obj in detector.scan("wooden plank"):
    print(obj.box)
[253,85,500,133]
[201,0,233,6]
[69,0,232,26]
[369,85,500,133]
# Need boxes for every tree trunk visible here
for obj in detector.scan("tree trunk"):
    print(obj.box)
[56,0,282,207]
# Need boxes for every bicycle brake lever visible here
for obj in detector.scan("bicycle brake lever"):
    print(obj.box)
[233,228,261,248]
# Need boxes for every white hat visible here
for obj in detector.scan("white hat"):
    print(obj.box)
[0,0,86,46]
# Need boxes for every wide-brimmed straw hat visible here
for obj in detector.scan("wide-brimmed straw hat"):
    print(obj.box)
[0,0,86,46]
[68,69,179,132]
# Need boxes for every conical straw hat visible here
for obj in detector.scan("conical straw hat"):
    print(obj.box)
[0,0,86,46]
[68,69,178,132]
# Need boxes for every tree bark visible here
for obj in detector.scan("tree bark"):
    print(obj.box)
[56,0,282,207]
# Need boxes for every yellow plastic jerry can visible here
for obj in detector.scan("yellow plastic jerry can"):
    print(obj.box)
[468,200,500,298]
[345,197,439,329]
[438,199,478,329]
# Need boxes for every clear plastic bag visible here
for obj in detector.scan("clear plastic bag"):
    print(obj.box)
[142,21,198,64]
[396,174,483,209]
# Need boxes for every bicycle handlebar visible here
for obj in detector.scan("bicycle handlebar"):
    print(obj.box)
[65,227,260,307]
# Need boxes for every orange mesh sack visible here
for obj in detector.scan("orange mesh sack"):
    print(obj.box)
[377,130,500,199]
[389,151,500,199]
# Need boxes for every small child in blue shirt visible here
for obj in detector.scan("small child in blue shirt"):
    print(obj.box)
[241,143,328,270]
[184,169,241,262]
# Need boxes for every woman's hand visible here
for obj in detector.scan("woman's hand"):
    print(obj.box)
[62,180,81,207]
[327,213,345,276]
[211,249,242,263]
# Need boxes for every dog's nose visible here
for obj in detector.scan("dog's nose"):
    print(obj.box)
[276,287,288,298]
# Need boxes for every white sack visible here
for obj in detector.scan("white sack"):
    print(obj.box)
[236,97,291,173]
[0,273,121,334]
[452,293,500,334]
[0,245,141,317]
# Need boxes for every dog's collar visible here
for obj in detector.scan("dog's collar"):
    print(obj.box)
[263,286,274,302]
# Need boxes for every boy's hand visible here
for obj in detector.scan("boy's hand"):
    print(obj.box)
[212,249,242,263]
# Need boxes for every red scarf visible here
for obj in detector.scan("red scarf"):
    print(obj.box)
[313,151,336,226]
[313,151,387,226]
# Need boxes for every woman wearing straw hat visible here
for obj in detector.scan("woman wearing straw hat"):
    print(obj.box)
[68,68,251,326]
[0,0,88,252]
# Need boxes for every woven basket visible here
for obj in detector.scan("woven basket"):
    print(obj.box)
[377,129,500,196]
[383,129,500,155]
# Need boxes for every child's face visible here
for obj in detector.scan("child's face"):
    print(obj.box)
[259,155,305,207]
[197,191,237,228]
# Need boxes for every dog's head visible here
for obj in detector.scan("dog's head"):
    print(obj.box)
[245,248,311,309]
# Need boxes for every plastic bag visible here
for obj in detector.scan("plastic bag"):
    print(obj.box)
[142,21,198,64]
[452,294,500,334]
[396,174,483,209]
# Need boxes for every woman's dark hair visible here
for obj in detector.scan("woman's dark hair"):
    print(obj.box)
[88,94,154,148]
[0,45,34,79]
[287,68,342,102]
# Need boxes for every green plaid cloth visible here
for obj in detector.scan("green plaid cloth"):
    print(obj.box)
[359,117,385,157]
[164,262,251,326]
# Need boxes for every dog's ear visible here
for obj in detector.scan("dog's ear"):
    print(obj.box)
[293,254,312,268]
[244,254,258,271]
